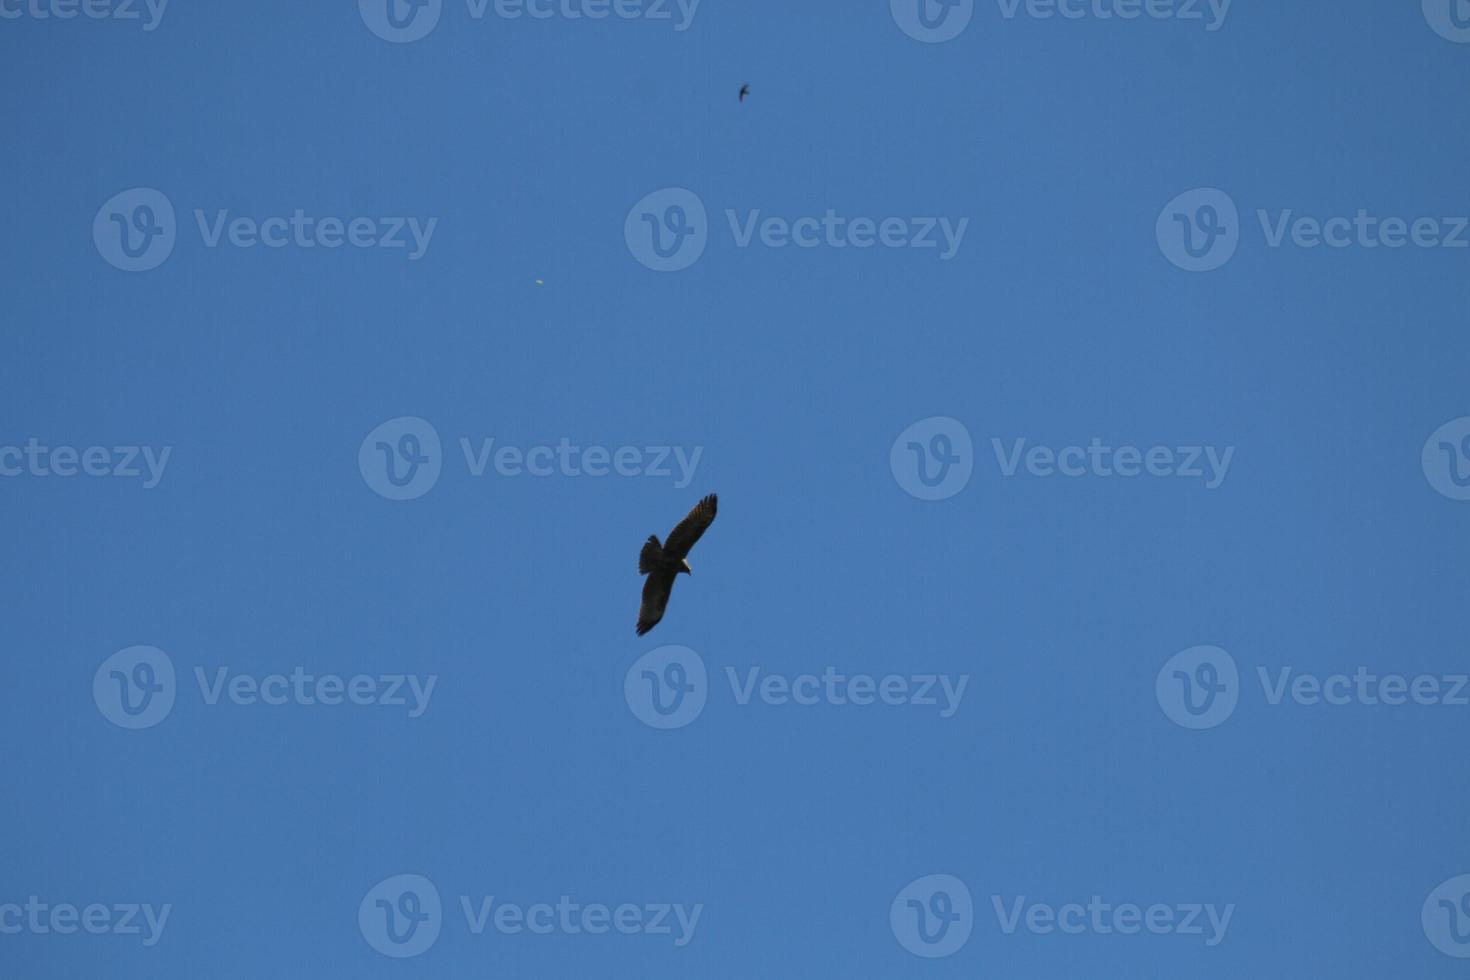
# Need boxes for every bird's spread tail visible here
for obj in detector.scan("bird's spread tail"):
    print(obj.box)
[639,535,663,574]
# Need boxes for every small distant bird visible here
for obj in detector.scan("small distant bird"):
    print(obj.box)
[738,84,750,102]
[636,494,718,636]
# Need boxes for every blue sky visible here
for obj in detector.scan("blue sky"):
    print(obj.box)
[3,1,1470,976]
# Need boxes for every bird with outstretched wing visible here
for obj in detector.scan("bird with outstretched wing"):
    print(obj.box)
[636,494,718,635]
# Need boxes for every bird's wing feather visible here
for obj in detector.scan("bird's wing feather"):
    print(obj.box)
[662,494,717,561]
[637,570,677,635]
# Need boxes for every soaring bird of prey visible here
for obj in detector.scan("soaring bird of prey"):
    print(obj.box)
[738,84,750,102]
[636,494,718,636]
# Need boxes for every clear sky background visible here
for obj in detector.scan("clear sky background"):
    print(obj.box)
[3,1,1470,977]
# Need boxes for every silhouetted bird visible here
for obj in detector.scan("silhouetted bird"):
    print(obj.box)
[739,84,750,102]
[636,494,718,636]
